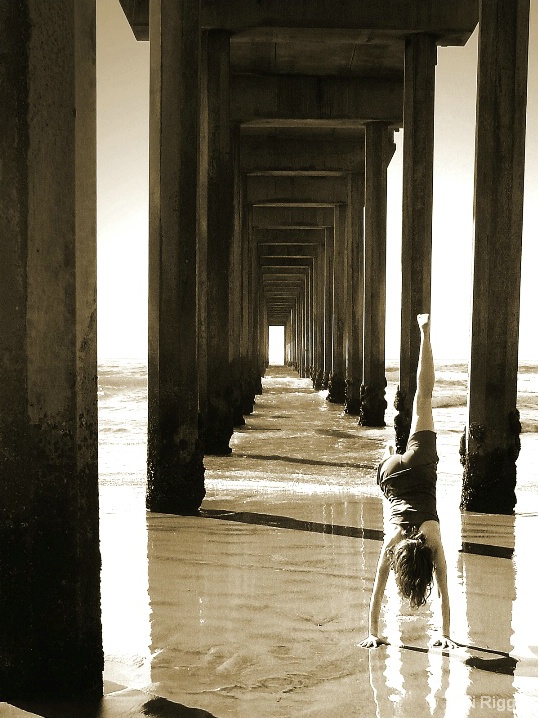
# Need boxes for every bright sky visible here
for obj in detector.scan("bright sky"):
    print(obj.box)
[96,0,538,362]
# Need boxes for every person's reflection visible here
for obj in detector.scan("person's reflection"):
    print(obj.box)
[458,513,517,718]
[367,641,450,717]
[364,513,518,718]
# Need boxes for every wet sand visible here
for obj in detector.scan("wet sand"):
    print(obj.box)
[4,367,538,717]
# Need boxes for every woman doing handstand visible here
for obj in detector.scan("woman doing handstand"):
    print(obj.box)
[360,314,454,650]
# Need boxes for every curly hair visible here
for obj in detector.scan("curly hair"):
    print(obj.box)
[388,530,434,608]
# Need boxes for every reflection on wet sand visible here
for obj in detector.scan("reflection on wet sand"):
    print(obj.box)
[459,514,516,717]
[141,370,537,717]
[146,509,379,717]
[140,497,535,717]
[367,642,450,717]
[144,370,537,717]
[5,368,538,718]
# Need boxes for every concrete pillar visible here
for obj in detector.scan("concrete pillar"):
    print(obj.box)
[287,308,293,368]
[328,205,347,403]
[295,280,302,375]
[286,320,293,365]
[260,305,265,371]
[239,200,254,414]
[306,265,314,377]
[287,309,294,367]
[199,30,234,455]
[323,228,334,390]
[260,298,269,376]
[461,0,530,514]
[300,285,307,377]
[0,0,102,697]
[229,125,245,426]
[197,48,209,422]
[252,223,264,393]
[344,172,365,415]
[361,123,389,427]
[313,247,326,390]
[147,0,205,514]
[296,304,300,373]
[295,301,301,373]
[395,33,437,452]
[300,274,307,375]
[304,268,311,377]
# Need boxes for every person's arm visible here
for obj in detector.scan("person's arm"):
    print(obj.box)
[359,543,392,648]
[432,541,456,649]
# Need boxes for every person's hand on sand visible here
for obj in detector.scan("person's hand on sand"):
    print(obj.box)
[431,634,456,650]
[359,634,386,649]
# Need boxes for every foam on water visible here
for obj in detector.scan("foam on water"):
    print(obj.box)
[95,362,538,718]
[98,360,538,507]
[99,359,148,485]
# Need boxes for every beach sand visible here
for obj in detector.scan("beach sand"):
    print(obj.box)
[4,366,538,717]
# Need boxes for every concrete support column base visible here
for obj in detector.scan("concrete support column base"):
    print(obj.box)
[229,359,246,426]
[241,389,255,416]
[201,392,234,455]
[359,381,387,427]
[459,413,521,514]
[255,370,263,395]
[394,387,412,453]
[312,367,325,391]
[0,434,103,700]
[239,359,260,415]
[147,441,206,515]
[327,372,346,404]
[344,378,362,416]
[233,413,246,427]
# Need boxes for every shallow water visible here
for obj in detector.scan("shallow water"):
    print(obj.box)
[92,366,538,717]
[97,360,538,502]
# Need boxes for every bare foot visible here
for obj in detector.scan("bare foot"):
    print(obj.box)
[417,313,430,331]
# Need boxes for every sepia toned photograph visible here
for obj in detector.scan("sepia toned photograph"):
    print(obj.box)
[1,1,537,716]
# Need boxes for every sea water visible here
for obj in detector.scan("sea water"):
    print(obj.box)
[98,358,148,487]
[97,360,538,711]
[98,359,538,493]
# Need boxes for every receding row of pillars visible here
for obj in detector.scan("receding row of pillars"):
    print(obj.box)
[0,0,530,699]
[250,6,530,524]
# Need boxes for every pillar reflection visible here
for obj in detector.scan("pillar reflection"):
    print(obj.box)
[459,513,516,717]
[101,487,151,689]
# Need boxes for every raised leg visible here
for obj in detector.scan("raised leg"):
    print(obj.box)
[410,314,435,435]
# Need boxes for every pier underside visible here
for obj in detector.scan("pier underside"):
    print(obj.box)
[0,0,532,704]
